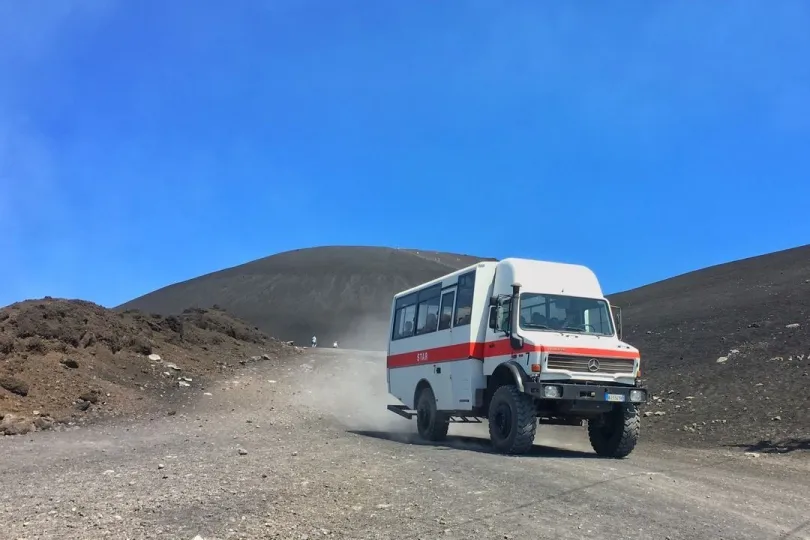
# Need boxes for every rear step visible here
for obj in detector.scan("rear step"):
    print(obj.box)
[387,404,414,419]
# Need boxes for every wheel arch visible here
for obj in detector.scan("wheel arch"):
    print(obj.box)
[413,378,432,409]
[484,361,528,412]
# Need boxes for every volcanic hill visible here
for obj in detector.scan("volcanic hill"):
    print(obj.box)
[118,246,492,348]
[605,243,809,452]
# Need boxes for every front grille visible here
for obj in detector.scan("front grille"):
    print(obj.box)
[546,354,634,374]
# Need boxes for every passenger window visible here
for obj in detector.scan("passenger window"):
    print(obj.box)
[438,291,455,330]
[394,304,416,339]
[414,284,441,335]
[454,271,475,327]
[392,293,418,340]
[416,295,441,335]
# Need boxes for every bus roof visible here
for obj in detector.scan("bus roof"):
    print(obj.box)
[495,258,604,298]
[392,261,493,298]
[392,257,604,300]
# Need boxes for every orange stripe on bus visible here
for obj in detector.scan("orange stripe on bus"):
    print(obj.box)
[541,346,638,359]
[387,340,638,368]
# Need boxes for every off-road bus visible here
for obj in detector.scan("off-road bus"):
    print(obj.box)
[385,257,647,458]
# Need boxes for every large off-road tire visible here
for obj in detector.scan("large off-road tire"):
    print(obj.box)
[587,404,640,458]
[487,385,537,454]
[416,386,449,442]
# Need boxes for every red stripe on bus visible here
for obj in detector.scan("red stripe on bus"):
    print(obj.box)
[386,342,483,368]
[387,340,638,368]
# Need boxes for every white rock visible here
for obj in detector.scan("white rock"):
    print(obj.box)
[786,323,800,329]
[717,356,728,363]
[148,354,162,361]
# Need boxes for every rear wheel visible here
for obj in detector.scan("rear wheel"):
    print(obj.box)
[587,404,640,458]
[416,386,449,442]
[487,385,537,454]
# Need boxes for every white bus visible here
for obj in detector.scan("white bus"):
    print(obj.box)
[385,257,647,458]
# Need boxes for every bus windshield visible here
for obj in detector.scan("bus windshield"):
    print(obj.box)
[518,292,615,336]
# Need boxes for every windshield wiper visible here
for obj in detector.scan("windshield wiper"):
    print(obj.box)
[523,323,549,329]
[562,326,584,333]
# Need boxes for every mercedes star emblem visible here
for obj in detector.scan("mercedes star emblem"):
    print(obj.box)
[587,358,600,372]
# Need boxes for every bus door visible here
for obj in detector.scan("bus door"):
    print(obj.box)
[429,286,456,409]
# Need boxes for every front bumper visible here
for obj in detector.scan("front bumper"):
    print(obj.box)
[524,381,648,404]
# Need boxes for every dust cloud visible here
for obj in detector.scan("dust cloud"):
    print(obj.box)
[290,347,418,441]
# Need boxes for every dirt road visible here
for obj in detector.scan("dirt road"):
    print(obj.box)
[1,348,808,539]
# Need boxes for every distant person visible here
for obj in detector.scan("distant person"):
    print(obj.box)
[311,335,317,348]
[333,341,338,348]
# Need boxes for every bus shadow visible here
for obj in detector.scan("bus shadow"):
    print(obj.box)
[348,430,600,459]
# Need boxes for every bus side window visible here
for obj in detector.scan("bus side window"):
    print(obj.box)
[416,294,441,335]
[454,271,475,327]
[399,305,416,338]
[392,293,417,340]
[438,290,455,330]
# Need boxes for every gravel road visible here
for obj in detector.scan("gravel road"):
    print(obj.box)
[2,348,808,540]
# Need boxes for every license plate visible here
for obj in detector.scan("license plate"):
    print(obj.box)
[605,393,626,402]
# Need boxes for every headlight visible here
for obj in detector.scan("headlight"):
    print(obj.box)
[543,385,562,399]
[629,389,646,403]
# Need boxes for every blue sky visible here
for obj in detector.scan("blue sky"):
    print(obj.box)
[1,0,809,308]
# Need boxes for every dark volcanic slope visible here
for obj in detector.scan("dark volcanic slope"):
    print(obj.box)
[118,246,491,349]
[608,243,810,452]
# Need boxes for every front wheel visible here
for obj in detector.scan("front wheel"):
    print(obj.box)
[487,385,537,454]
[587,404,640,458]
[416,386,449,442]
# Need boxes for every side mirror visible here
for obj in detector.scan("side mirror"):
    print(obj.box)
[488,305,498,329]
